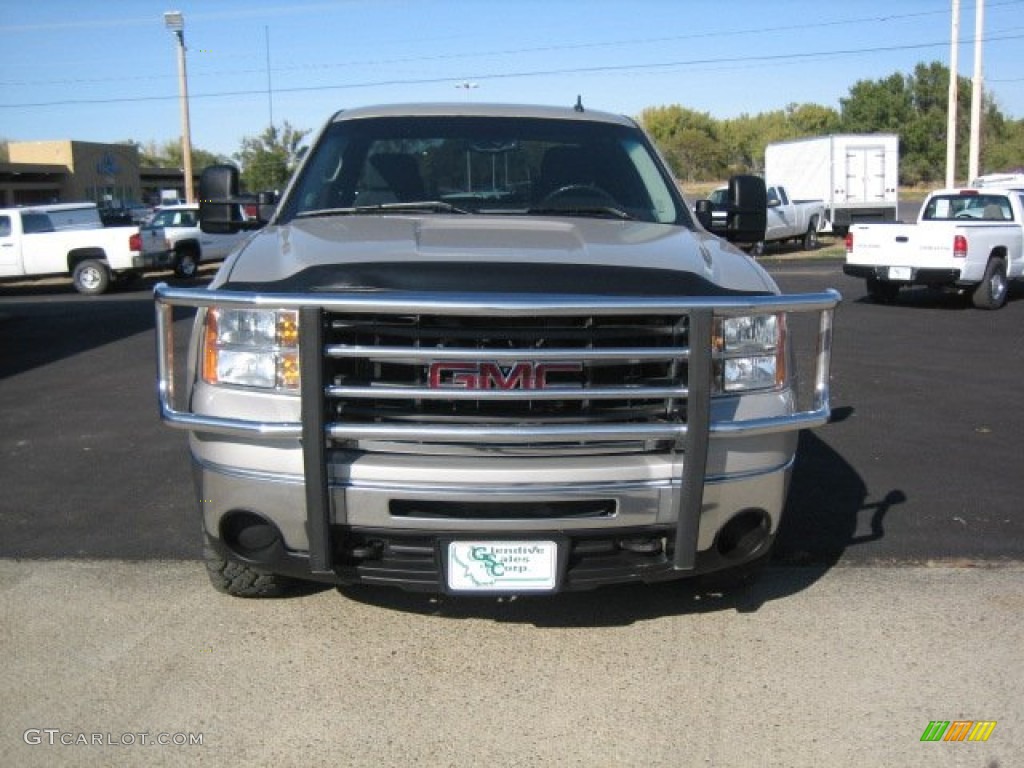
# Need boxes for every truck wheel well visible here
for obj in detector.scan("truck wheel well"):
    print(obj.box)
[174,240,200,256]
[67,248,107,272]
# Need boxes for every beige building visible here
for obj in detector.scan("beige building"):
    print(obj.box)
[1,140,194,208]
[7,140,142,207]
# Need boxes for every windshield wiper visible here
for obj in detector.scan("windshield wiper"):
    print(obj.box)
[526,205,634,220]
[295,200,471,219]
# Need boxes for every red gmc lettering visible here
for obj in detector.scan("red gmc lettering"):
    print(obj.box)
[428,362,582,389]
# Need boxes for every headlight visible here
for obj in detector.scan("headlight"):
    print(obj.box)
[713,313,786,393]
[202,308,300,392]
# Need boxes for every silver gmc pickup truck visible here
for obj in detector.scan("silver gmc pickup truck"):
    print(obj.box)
[155,103,840,597]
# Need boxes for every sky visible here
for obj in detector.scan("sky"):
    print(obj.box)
[1,0,1023,160]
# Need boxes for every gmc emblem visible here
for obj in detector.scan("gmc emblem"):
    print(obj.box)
[428,361,583,390]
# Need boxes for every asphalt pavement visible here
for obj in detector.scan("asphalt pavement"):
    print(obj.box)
[2,257,1022,766]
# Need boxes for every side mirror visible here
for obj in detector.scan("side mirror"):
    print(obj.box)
[257,190,279,223]
[694,199,713,230]
[199,164,247,234]
[724,174,767,245]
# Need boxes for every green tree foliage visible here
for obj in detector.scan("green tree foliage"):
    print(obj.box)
[234,122,310,193]
[983,106,1024,174]
[640,106,725,181]
[125,139,227,172]
[840,62,975,184]
[786,102,842,136]
[640,60,1022,185]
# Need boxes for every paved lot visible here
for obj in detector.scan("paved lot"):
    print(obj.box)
[1,560,1020,767]
[2,261,1021,564]
[1,260,1022,766]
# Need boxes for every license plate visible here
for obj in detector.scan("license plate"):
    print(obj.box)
[888,266,912,280]
[447,540,558,592]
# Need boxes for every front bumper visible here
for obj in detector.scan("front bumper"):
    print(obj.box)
[156,283,840,593]
[194,451,793,591]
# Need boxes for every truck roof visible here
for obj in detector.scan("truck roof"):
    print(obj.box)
[927,187,1024,196]
[327,102,637,127]
[0,202,98,214]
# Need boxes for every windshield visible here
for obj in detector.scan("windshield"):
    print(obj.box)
[707,188,728,206]
[149,208,197,227]
[922,194,1014,221]
[279,114,688,225]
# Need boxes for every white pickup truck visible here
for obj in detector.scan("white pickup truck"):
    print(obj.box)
[137,203,254,278]
[0,202,141,294]
[844,186,1024,309]
[706,184,825,254]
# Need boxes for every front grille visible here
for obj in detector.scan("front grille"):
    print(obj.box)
[321,311,690,453]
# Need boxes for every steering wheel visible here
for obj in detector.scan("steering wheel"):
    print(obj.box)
[955,212,975,220]
[541,183,618,206]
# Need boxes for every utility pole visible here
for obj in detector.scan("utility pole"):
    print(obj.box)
[164,11,195,204]
[945,0,961,188]
[968,0,985,183]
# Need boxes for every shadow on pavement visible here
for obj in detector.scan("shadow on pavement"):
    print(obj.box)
[0,272,208,379]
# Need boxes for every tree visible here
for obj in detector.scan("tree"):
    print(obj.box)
[234,122,310,193]
[839,62,976,184]
[640,105,729,181]
[981,108,1024,176]
[840,73,914,134]
[124,139,227,171]
[785,103,841,136]
[641,58,1021,185]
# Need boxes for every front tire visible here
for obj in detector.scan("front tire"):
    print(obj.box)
[72,259,111,295]
[972,257,1008,310]
[204,540,300,597]
[803,219,819,250]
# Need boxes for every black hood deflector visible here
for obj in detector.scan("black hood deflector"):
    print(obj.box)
[222,261,768,297]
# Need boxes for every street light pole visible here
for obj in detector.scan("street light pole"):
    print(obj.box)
[164,11,195,204]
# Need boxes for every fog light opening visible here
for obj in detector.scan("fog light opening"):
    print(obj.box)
[220,511,284,562]
[618,536,664,554]
[716,509,771,561]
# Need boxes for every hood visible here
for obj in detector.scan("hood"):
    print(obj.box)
[216,214,778,296]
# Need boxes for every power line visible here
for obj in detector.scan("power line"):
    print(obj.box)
[3,31,1023,111]
[3,0,1024,89]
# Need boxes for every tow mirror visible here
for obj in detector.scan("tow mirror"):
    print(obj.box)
[724,174,767,245]
[198,164,247,234]
[694,199,713,230]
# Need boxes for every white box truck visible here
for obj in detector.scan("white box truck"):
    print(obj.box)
[765,134,899,236]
